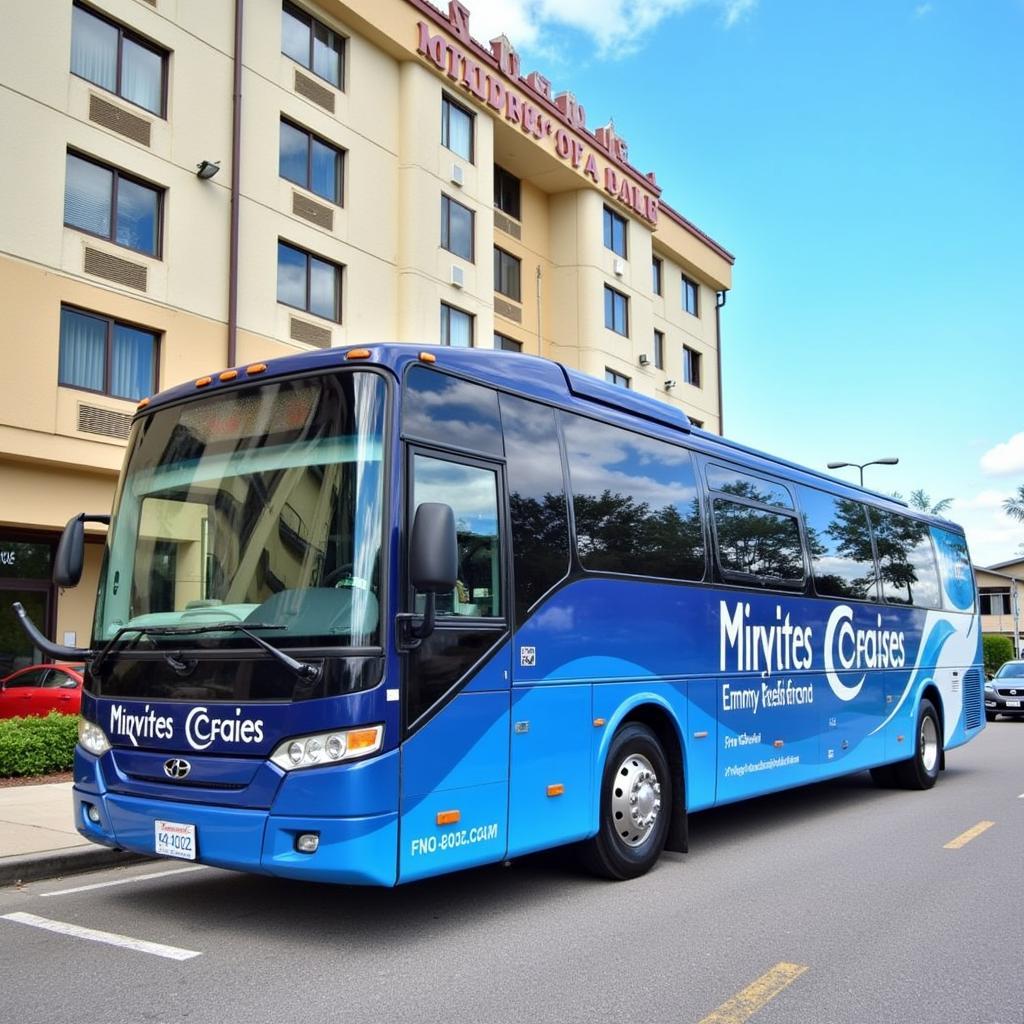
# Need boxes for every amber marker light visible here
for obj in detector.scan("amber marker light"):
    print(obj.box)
[345,727,383,754]
[345,348,371,360]
[546,784,565,798]
[593,718,606,727]
[246,363,267,375]
[195,376,213,388]
[773,740,784,749]
[418,352,437,363]
[219,369,238,382]
[136,397,150,409]
[436,810,461,826]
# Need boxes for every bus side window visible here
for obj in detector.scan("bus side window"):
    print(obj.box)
[797,486,878,601]
[412,454,502,618]
[869,509,941,608]
[499,394,570,624]
[561,413,705,582]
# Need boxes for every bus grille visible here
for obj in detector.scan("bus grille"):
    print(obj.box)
[963,668,982,730]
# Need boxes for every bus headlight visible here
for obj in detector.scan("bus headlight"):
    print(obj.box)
[78,719,111,757]
[270,725,383,771]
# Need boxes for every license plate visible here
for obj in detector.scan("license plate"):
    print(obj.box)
[155,820,196,861]
[1006,700,1021,708]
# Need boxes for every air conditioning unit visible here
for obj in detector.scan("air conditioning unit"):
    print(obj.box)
[638,354,650,367]
[613,257,625,276]
[450,264,464,288]
[450,163,464,187]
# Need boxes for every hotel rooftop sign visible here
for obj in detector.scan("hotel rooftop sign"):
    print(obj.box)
[414,0,662,225]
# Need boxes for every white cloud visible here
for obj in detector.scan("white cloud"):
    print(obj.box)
[980,432,1024,476]
[914,3,933,16]
[464,0,756,59]
[950,489,1024,566]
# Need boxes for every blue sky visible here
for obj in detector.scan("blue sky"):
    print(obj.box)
[467,0,1024,565]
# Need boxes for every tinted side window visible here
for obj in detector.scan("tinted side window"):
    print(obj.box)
[713,500,805,584]
[707,464,793,509]
[798,486,878,600]
[403,366,502,456]
[562,414,704,581]
[500,395,570,622]
[413,455,501,618]
[870,509,941,608]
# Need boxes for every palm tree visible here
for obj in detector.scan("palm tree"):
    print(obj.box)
[892,490,953,515]
[1005,484,1024,523]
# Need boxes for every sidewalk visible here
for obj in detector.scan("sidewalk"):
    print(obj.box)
[0,782,145,887]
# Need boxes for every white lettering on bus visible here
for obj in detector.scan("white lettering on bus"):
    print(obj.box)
[185,707,264,751]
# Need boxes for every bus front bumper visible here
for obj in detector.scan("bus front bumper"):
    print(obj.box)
[72,752,399,887]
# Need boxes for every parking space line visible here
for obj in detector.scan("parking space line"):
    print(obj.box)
[944,821,995,850]
[1,912,201,961]
[41,865,206,897]
[697,962,808,1024]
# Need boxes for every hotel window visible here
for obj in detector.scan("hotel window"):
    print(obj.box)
[495,333,522,352]
[58,306,158,402]
[604,286,629,337]
[64,152,162,257]
[494,165,521,220]
[441,195,474,261]
[70,3,168,116]
[282,1,344,88]
[652,256,663,295]
[605,368,630,388]
[979,589,1011,615]
[653,329,664,370]
[277,240,342,321]
[682,274,699,316]
[442,94,474,162]
[279,119,344,204]
[603,206,627,257]
[683,345,702,387]
[441,303,473,347]
[494,247,521,302]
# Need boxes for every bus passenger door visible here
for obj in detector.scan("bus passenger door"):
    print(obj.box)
[398,450,511,883]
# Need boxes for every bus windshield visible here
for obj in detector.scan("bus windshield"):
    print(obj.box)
[93,370,387,651]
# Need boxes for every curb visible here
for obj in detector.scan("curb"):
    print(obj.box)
[0,846,151,888]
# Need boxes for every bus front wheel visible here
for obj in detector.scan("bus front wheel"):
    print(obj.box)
[894,698,941,790]
[582,723,672,880]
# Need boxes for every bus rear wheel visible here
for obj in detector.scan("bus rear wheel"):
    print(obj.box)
[582,723,671,880]
[893,698,941,790]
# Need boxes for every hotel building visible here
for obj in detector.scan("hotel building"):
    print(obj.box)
[0,0,733,667]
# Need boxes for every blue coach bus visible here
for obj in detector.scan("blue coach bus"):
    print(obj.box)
[17,344,983,884]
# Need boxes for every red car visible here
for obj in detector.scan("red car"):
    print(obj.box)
[0,663,84,719]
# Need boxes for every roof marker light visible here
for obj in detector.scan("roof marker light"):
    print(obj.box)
[246,363,267,375]
[345,348,371,360]
[195,376,212,388]
[419,352,437,363]
[137,397,150,409]
[219,369,238,382]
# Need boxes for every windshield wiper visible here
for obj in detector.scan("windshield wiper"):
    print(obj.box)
[92,621,320,681]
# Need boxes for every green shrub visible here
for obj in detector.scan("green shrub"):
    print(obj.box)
[982,633,1015,678]
[0,713,79,777]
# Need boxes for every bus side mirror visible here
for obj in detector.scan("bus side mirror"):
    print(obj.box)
[408,502,457,640]
[53,513,111,588]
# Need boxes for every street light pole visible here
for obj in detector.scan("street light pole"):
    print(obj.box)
[826,458,899,487]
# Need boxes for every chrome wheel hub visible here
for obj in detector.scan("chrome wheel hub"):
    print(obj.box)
[920,714,939,773]
[610,753,661,847]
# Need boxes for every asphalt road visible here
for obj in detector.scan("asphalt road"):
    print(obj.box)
[2,722,1022,1024]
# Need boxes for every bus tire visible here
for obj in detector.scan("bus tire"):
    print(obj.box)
[893,698,941,790]
[582,723,671,881]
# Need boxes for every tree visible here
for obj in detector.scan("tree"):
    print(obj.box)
[1004,484,1024,523]
[892,489,953,515]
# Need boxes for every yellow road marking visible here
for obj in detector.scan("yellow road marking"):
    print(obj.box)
[698,962,809,1024]
[944,820,995,849]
